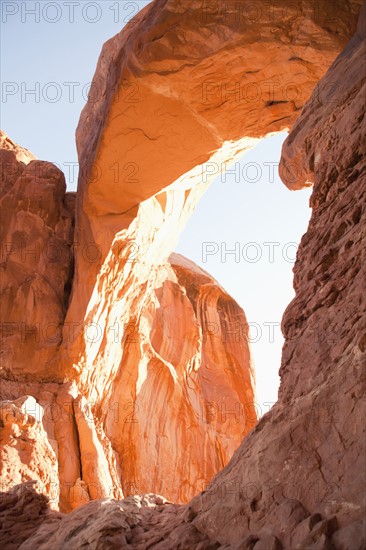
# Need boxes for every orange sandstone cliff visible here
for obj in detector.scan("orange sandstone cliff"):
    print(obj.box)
[0,132,256,509]
[0,0,365,548]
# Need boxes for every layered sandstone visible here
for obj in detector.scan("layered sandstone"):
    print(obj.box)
[0,0,365,548]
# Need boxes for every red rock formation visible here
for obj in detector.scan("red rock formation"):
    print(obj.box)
[103,253,256,501]
[0,132,256,505]
[0,133,75,381]
[0,0,365,547]
[67,0,362,366]
[58,0,361,506]
[0,131,35,197]
[175,4,365,546]
[0,397,58,507]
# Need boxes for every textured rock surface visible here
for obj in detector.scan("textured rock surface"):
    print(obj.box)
[0,382,125,513]
[0,482,60,550]
[166,4,365,547]
[66,0,362,374]
[1,484,216,550]
[0,145,256,508]
[0,131,35,198]
[0,0,365,547]
[61,0,360,506]
[0,397,59,507]
[104,253,256,501]
[0,133,256,506]
[0,134,75,380]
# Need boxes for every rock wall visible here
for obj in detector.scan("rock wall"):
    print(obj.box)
[0,0,365,547]
[0,131,75,381]
[172,4,366,547]
[103,253,256,502]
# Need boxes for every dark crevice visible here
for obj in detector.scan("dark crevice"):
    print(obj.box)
[71,400,83,483]
[265,100,289,107]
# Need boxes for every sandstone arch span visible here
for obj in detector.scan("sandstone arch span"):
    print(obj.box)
[59,0,361,503]
[0,0,363,518]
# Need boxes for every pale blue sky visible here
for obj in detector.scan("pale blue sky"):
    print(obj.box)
[1,0,151,178]
[1,1,312,410]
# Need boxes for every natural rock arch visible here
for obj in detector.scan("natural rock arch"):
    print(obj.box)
[59,0,361,504]
[0,0,364,531]
[65,0,361,372]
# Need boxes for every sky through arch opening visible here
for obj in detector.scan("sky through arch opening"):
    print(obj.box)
[176,132,312,413]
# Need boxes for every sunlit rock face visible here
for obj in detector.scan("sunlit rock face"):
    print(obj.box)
[103,253,256,501]
[0,131,35,197]
[159,3,365,547]
[0,133,257,507]
[59,0,359,505]
[68,0,361,347]
[0,0,364,546]
[0,125,256,507]
[167,8,365,548]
